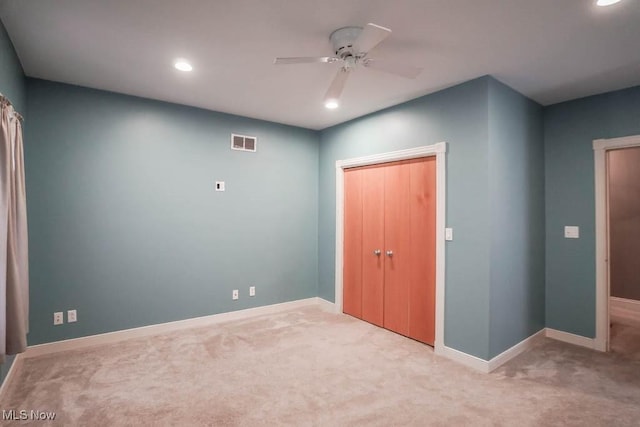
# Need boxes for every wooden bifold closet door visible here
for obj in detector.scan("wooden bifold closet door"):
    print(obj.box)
[343,157,436,345]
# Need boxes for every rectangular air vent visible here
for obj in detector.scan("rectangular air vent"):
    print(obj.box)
[231,134,257,152]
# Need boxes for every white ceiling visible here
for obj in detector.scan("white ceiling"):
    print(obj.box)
[1,0,639,130]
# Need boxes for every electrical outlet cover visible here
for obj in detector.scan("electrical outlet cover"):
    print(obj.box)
[53,312,64,325]
[67,309,77,323]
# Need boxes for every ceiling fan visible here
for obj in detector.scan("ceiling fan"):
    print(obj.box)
[274,23,422,108]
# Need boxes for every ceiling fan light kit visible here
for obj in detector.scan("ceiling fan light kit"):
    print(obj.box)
[329,26,363,57]
[324,100,339,109]
[274,23,422,109]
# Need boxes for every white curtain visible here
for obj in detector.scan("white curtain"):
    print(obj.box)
[0,95,29,362]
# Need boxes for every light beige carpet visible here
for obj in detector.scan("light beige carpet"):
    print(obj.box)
[1,305,639,426]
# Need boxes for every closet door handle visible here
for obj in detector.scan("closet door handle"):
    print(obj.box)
[386,250,393,257]
[373,249,381,256]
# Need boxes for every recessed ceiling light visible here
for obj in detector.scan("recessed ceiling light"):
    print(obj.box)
[324,100,339,109]
[596,0,621,6]
[174,60,193,72]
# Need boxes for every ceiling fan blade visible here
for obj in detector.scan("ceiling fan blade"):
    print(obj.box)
[363,59,422,79]
[324,69,350,104]
[355,23,391,53]
[274,56,338,65]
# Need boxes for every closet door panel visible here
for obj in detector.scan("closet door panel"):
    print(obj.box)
[383,161,412,336]
[408,157,437,345]
[343,168,363,318]
[361,165,385,326]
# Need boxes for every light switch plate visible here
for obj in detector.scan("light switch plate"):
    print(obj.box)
[445,228,453,241]
[564,226,580,239]
[215,181,225,192]
[67,309,77,323]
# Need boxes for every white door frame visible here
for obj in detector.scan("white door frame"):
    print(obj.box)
[334,142,447,353]
[593,134,640,352]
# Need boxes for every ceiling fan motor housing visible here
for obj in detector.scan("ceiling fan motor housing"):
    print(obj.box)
[329,26,363,59]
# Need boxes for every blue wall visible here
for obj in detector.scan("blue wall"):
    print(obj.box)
[0,17,25,386]
[25,79,319,345]
[544,85,640,337]
[488,79,545,358]
[319,77,494,359]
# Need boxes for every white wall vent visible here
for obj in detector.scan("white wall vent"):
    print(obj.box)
[231,134,257,152]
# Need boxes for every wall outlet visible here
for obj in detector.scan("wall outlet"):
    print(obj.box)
[53,312,64,325]
[232,289,239,300]
[249,286,255,297]
[67,309,77,323]
[215,181,225,192]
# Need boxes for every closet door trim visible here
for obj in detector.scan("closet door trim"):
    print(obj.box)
[334,142,447,353]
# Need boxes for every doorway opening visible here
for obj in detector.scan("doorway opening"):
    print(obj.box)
[606,145,640,358]
[594,135,640,357]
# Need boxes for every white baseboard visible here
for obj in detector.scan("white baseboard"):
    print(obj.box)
[0,354,23,401]
[437,345,490,373]
[487,329,546,372]
[545,328,597,349]
[610,297,640,326]
[436,329,545,374]
[316,297,337,313]
[16,296,553,377]
[24,297,321,359]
